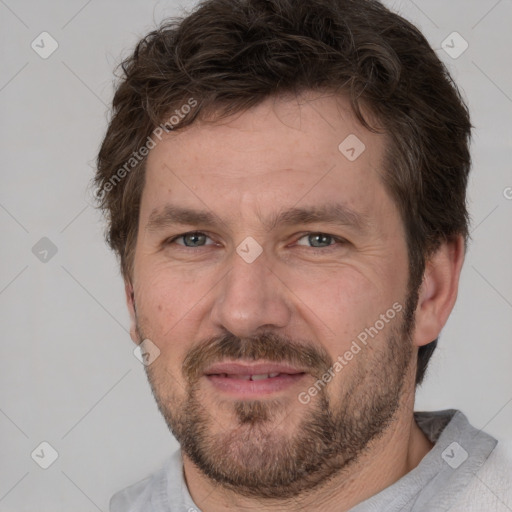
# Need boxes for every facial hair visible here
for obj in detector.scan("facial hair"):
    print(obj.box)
[139,299,415,500]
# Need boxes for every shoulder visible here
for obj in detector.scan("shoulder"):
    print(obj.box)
[109,449,183,512]
[109,468,164,512]
[450,439,512,511]
[476,440,512,490]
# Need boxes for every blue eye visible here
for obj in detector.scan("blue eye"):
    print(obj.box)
[171,232,213,247]
[165,231,345,251]
[296,233,338,248]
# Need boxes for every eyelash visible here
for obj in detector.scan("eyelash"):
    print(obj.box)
[164,231,347,250]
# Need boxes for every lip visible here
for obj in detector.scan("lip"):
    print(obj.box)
[203,361,307,398]
[203,361,306,377]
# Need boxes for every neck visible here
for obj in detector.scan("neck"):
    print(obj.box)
[183,393,433,511]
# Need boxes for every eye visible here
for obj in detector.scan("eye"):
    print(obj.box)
[167,231,215,248]
[295,233,344,248]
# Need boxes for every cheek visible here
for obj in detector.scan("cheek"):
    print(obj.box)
[135,267,204,356]
[137,257,207,312]
[288,265,401,354]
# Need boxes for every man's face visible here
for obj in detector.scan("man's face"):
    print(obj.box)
[130,93,416,498]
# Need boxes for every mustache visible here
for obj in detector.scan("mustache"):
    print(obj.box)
[183,331,334,383]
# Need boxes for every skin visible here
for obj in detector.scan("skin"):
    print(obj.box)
[125,92,465,511]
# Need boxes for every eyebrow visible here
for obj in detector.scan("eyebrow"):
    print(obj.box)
[145,203,369,234]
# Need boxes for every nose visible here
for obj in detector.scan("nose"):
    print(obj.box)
[209,248,292,338]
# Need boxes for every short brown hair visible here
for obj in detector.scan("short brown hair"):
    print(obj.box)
[95,0,472,385]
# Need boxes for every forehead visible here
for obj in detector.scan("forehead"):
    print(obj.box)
[140,93,393,230]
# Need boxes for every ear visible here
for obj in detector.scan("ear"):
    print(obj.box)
[125,280,139,345]
[413,235,465,348]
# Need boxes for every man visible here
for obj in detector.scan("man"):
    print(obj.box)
[94,0,512,510]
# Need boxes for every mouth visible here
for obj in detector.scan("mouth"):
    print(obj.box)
[203,361,308,397]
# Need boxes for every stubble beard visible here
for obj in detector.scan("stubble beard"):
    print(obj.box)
[141,305,414,499]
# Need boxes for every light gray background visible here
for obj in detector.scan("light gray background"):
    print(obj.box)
[0,0,511,511]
